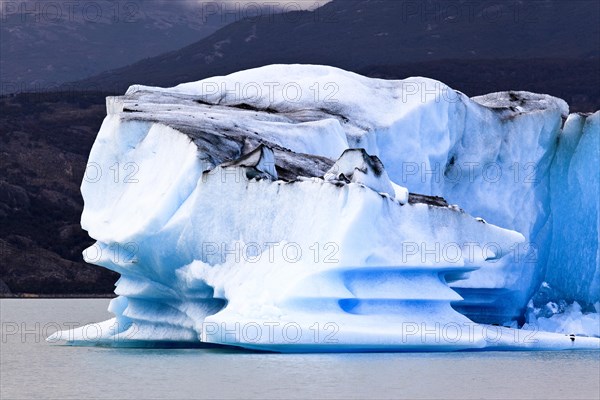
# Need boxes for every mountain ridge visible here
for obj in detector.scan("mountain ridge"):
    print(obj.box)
[66,0,600,93]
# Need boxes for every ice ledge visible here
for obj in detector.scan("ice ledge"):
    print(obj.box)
[472,91,569,118]
[324,149,401,201]
[221,145,278,181]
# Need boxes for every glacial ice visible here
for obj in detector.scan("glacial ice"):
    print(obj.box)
[545,113,599,304]
[323,149,399,200]
[49,65,599,351]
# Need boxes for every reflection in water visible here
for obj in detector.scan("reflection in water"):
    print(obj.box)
[1,299,599,400]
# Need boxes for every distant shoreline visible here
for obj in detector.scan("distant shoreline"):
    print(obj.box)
[0,294,116,299]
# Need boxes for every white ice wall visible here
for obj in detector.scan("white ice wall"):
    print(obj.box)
[54,65,600,347]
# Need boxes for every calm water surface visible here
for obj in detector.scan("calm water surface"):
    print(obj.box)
[1,299,599,400]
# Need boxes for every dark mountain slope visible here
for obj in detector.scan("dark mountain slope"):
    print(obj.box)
[70,0,600,93]
[1,1,235,92]
[0,92,118,295]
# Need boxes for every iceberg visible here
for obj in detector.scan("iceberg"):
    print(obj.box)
[49,65,599,351]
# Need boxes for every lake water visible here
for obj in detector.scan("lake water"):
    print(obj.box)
[1,299,599,399]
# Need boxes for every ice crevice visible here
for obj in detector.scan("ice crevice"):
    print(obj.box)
[48,65,599,351]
